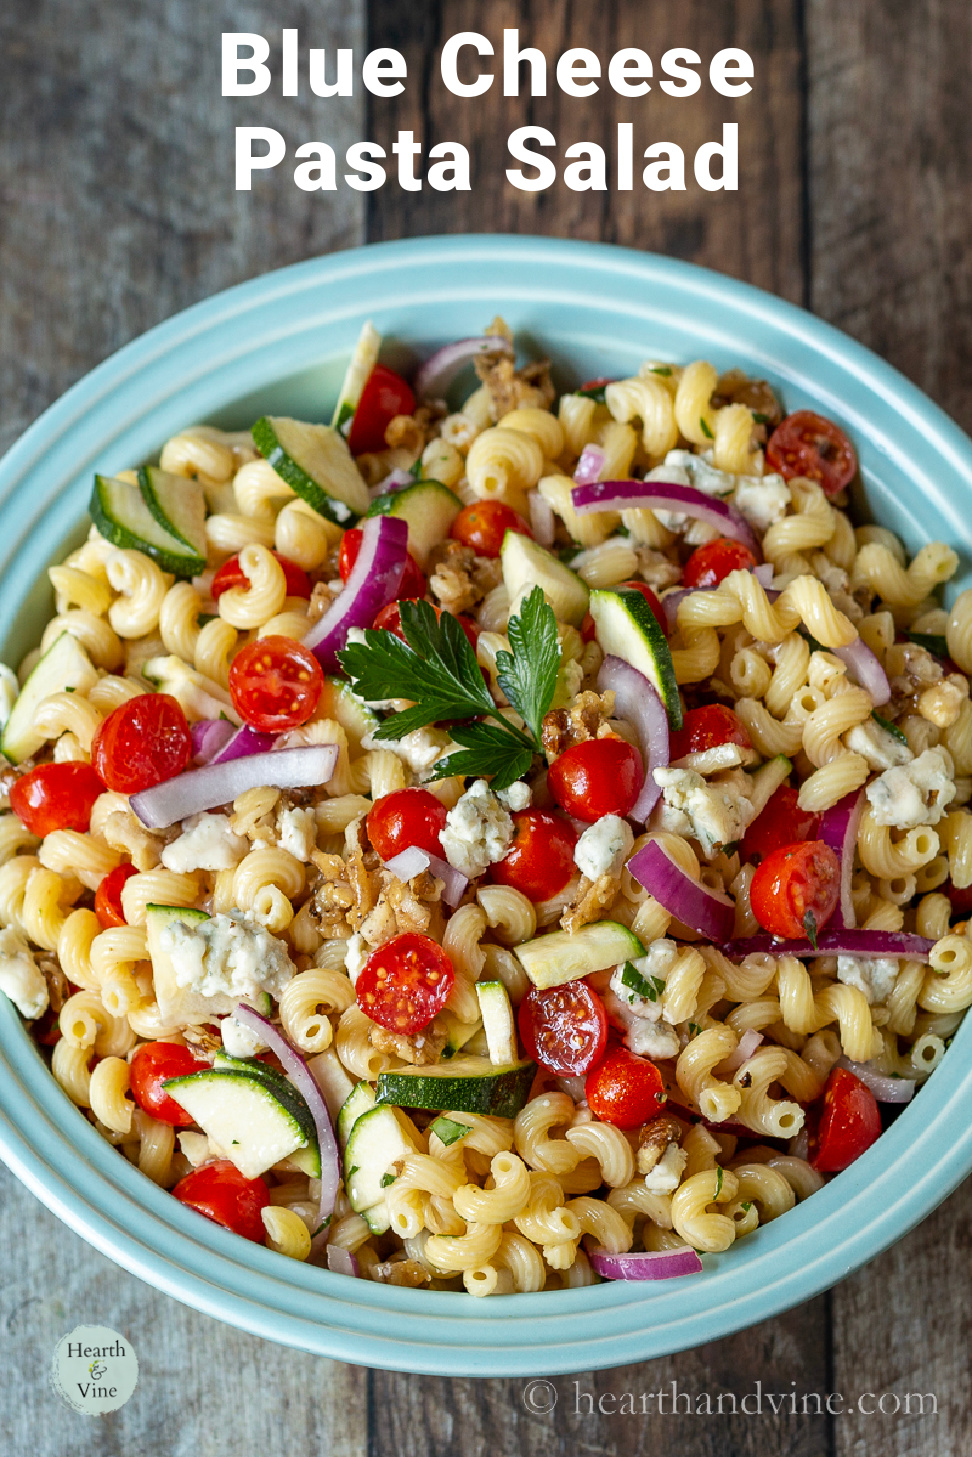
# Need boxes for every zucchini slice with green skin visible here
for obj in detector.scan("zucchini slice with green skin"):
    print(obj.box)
[475,981,517,1066]
[164,1068,319,1180]
[501,530,590,626]
[137,466,207,560]
[252,416,370,523]
[331,321,381,435]
[375,1055,537,1118]
[90,473,206,577]
[365,480,463,568]
[516,921,645,990]
[211,1052,321,1176]
[336,1081,376,1148]
[318,677,379,750]
[588,586,682,729]
[344,1104,421,1232]
[1,632,99,764]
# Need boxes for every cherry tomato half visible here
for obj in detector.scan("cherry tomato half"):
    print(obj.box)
[580,612,597,644]
[228,635,323,732]
[682,538,758,589]
[450,500,532,559]
[133,1041,211,1126]
[619,580,666,631]
[586,1044,666,1129]
[518,981,607,1076]
[810,1066,882,1173]
[356,932,455,1035]
[741,784,820,865]
[576,376,615,396]
[669,704,751,762]
[94,863,138,929]
[367,787,448,862]
[10,761,104,836]
[766,410,857,496]
[211,551,310,602]
[947,881,972,919]
[92,693,192,795]
[750,839,840,942]
[347,365,416,456]
[492,809,577,902]
[547,736,644,823]
[373,600,479,650]
[338,527,426,598]
[172,1160,270,1244]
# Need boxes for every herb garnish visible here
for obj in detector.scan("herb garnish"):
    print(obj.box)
[699,416,714,440]
[907,631,949,661]
[430,1116,471,1146]
[337,587,560,791]
[576,382,608,402]
[650,366,673,377]
[871,710,909,746]
[620,961,665,1003]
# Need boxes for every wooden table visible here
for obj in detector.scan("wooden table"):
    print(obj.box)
[0,2,969,1452]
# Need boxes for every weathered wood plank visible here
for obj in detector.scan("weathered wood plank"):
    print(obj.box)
[366,0,806,303]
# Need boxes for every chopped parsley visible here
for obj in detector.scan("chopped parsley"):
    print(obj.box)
[716,1167,724,1196]
[699,416,714,441]
[620,961,665,1003]
[650,366,673,377]
[430,1116,471,1146]
[907,631,949,661]
[871,710,909,746]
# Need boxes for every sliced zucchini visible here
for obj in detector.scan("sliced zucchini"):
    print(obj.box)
[137,466,207,561]
[1,632,98,764]
[89,474,205,577]
[252,416,369,524]
[365,481,462,568]
[439,1011,483,1059]
[164,1068,317,1180]
[516,921,645,991]
[318,677,379,751]
[475,981,516,1066]
[588,586,682,730]
[208,1052,322,1177]
[501,530,589,626]
[375,1055,537,1118]
[331,321,381,435]
[337,1081,376,1148]
[344,1104,421,1233]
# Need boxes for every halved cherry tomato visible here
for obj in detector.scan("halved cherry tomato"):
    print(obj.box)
[211,550,310,601]
[347,365,415,455]
[682,538,758,589]
[766,410,857,496]
[94,863,138,929]
[228,635,323,732]
[367,787,448,862]
[356,932,455,1035]
[750,839,840,942]
[92,693,192,795]
[586,1044,666,1129]
[669,704,751,762]
[581,612,597,644]
[132,1041,210,1126]
[492,810,577,902]
[450,500,532,559]
[947,881,972,919]
[547,736,644,823]
[10,762,104,836]
[33,1003,63,1047]
[576,376,615,397]
[339,527,426,598]
[172,1160,270,1244]
[619,580,666,631]
[373,600,479,650]
[809,1066,882,1173]
[741,785,820,865]
[518,981,607,1076]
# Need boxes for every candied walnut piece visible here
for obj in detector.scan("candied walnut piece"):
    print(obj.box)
[561,872,620,933]
[369,1020,449,1066]
[711,369,783,439]
[541,690,615,762]
[636,1113,686,1174]
[475,354,555,421]
[367,1257,431,1287]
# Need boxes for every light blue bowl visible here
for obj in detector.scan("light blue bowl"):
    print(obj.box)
[1,236,970,1375]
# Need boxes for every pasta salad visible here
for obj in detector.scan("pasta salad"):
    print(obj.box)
[1,319,971,1293]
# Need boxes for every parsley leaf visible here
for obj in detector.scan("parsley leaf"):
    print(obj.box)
[740,1200,753,1214]
[621,961,664,1003]
[871,710,909,746]
[715,1167,724,1196]
[699,416,714,440]
[907,631,949,660]
[496,586,560,744]
[650,365,673,377]
[430,1116,470,1146]
[752,412,771,426]
[687,1022,702,1038]
[431,721,534,792]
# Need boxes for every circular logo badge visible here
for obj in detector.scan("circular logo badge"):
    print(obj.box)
[50,1325,138,1415]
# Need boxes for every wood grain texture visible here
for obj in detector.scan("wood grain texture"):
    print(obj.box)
[807,0,972,432]
[366,0,806,303]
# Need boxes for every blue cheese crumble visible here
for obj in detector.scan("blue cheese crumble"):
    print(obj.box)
[160,911,295,1003]
[864,747,955,829]
[440,779,514,879]
[574,815,634,880]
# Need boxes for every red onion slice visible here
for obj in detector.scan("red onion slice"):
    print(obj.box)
[211,724,277,765]
[326,1245,359,1277]
[590,1246,703,1282]
[837,1056,916,1104]
[819,789,864,930]
[834,639,891,706]
[573,444,607,486]
[191,719,235,765]
[528,490,555,548]
[754,563,775,588]
[571,480,761,559]
[302,514,408,671]
[383,846,468,907]
[233,1004,341,1238]
[722,1029,763,1073]
[130,744,337,829]
[597,655,668,821]
[722,930,935,960]
[384,846,434,881]
[414,337,512,399]
[627,839,736,942]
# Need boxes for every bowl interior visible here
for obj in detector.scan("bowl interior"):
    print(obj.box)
[1,235,971,1375]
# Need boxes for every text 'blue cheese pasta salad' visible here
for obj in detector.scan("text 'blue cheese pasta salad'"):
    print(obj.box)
[1,319,970,1290]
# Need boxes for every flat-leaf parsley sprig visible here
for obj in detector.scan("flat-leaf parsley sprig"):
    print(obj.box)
[336,588,561,790]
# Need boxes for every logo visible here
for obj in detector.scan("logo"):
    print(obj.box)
[50,1325,138,1415]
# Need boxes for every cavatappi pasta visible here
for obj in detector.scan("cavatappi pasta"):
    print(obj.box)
[0,321,968,1295]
